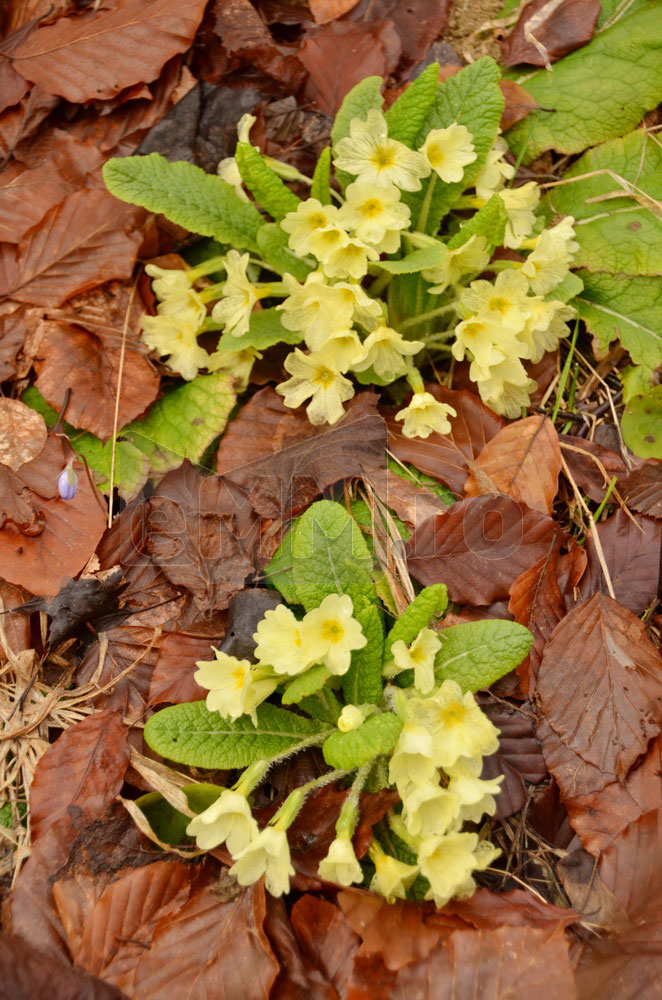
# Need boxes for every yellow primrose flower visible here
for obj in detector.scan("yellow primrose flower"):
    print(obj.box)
[281,199,340,256]
[141,311,208,382]
[217,156,249,202]
[306,224,351,264]
[473,355,538,418]
[452,313,523,377]
[369,845,419,902]
[211,250,257,338]
[459,269,531,332]
[391,627,441,695]
[395,391,457,439]
[186,789,258,854]
[278,271,382,340]
[306,328,367,368]
[206,345,259,390]
[145,263,195,301]
[520,216,578,295]
[423,235,491,295]
[402,781,460,838]
[418,831,493,909]
[445,757,503,824]
[419,124,476,184]
[338,180,411,245]
[194,650,277,725]
[317,835,364,886]
[253,604,317,676]
[303,593,367,675]
[407,680,500,770]
[352,325,423,382]
[334,109,431,191]
[322,236,379,280]
[230,825,295,897]
[276,346,355,425]
[473,136,515,201]
[338,704,368,732]
[499,181,540,249]
[389,722,438,791]
[518,298,574,363]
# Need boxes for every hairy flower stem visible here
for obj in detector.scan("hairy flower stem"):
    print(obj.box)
[270,768,352,831]
[334,761,373,838]
[400,302,457,331]
[416,173,437,233]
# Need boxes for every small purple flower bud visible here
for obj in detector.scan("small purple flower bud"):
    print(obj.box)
[57,467,78,500]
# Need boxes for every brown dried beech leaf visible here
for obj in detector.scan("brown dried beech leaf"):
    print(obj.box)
[29,710,130,843]
[309,0,361,24]
[0,303,29,380]
[598,806,662,914]
[465,415,561,515]
[393,924,578,999]
[620,461,662,518]
[131,882,280,1000]
[499,78,540,130]
[147,631,217,706]
[565,735,662,856]
[0,397,47,470]
[501,0,601,68]
[480,700,547,820]
[76,625,164,724]
[0,189,144,307]
[385,385,504,498]
[560,434,627,503]
[35,322,159,440]
[538,593,662,790]
[0,933,126,1000]
[0,435,106,596]
[12,0,208,102]
[290,895,359,996]
[345,0,452,71]
[215,0,307,89]
[577,509,662,615]
[406,495,558,605]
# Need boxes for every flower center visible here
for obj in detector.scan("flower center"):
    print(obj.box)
[410,646,427,664]
[439,703,468,726]
[310,213,328,229]
[312,366,336,389]
[232,667,246,690]
[371,145,396,170]
[321,619,344,643]
[488,296,510,314]
[360,199,383,218]
[426,143,445,168]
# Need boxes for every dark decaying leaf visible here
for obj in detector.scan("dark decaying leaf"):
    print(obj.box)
[28,710,130,843]
[76,624,164,723]
[557,848,630,932]
[527,782,576,850]
[576,508,661,614]
[598,806,662,914]
[261,892,341,1000]
[499,79,540,130]
[0,189,144,307]
[298,19,401,115]
[344,0,453,72]
[538,594,662,800]
[214,0,307,89]
[368,466,447,530]
[406,495,558,605]
[217,389,386,519]
[479,700,547,820]
[560,435,628,503]
[0,304,29,380]
[501,0,601,68]
[0,86,59,162]
[290,894,360,996]
[385,385,504,498]
[35,321,160,440]
[620,461,662,518]
[464,415,561,516]
[0,933,128,1000]
[12,0,210,103]
[0,435,107,597]
[147,630,220,706]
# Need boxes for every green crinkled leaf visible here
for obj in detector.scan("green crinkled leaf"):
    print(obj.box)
[103,154,262,252]
[311,147,331,205]
[342,603,384,706]
[216,307,302,351]
[291,500,376,612]
[263,528,299,604]
[23,386,150,500]
[234,142,301,221]
[125,373,236,475]
[144,701,329,769]
[256,223,314,282]
[574,270,662,370]
[374,244,447,274]
[549,130,662,276]
[621,385,662,459]
[385,584,448,656]
[547,271,584,304]
[435,620,533,693]
[406,57,504,234]
[621,364,656,403]
[447,193,507,254]
[331,76,384,190]
[136,782,222,845]
[282,665,331,705]
[384,61,440,148]
[298,687,342,724]
[507,4,662,164]
[322,712,402,770]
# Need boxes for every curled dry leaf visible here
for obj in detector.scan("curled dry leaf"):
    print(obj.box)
[215,0,307,89]
[0,397,47,470]
[501,0,601,68]
[385,385,504,498]
[0,435,106,596]
[406,495,558,605]
[446,888,578,931]
[576,508,662,614]
[29,710,130,843]
[620,461,662,517]
[345,0,452,72]
[12,0,209,102]
[35,321,160,441]
[0,189,144,307]
[76,625,164,724]
[0,86,59,162]
[538,593,662,799]
[464,415,561,515]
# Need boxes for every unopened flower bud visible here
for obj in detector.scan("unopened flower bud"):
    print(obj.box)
[57,466,78,500]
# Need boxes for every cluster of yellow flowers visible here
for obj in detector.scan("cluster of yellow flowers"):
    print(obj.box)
[140,105,577,429]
